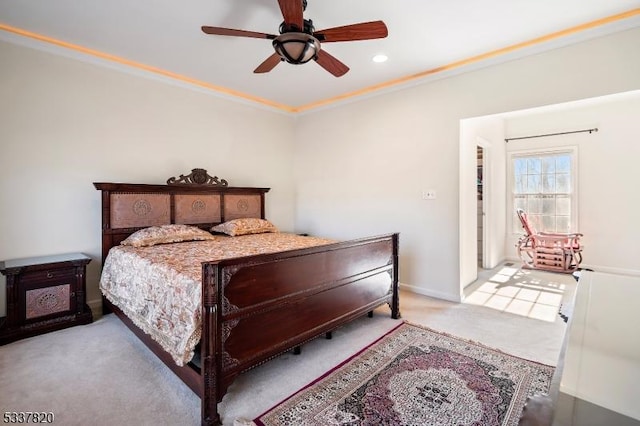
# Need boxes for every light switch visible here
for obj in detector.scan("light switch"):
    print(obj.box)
[422,190,437,200]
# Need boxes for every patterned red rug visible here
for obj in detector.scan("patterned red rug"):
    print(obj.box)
[253,322,554,426]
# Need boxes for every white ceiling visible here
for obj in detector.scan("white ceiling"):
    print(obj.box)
[1,1,639,111]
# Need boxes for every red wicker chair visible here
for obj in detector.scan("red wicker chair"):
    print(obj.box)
[515,208,583,273]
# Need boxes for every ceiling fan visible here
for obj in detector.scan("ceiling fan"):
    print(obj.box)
[201,0,388,77]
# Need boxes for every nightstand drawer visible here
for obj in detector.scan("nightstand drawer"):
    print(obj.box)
[20,268,76,284]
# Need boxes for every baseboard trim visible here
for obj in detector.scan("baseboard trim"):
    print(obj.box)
[505,257,640,277]
[87,298,103,320]
[399,282,461,303]
[579,264,640,277]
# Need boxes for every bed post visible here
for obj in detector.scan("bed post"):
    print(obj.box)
[201,263,221,426]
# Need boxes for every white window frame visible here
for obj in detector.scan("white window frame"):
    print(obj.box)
[508,146,579,235]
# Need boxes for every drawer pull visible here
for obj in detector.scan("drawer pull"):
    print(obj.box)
[46,272,54,279]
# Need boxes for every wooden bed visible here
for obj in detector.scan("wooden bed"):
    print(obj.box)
[94,169,400,425]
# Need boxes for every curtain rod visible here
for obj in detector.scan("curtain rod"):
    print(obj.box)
[505,127,598,142]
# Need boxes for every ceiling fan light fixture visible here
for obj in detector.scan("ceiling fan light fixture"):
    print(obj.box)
[273,32,320,64]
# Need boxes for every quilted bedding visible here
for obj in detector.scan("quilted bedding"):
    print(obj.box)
[100,233,334,365]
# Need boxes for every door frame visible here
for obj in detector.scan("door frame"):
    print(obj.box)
[476,137,491,269]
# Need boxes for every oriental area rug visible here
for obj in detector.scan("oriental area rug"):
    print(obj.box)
[253,322,554,426]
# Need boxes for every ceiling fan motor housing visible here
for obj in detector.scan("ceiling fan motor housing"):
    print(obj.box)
[273,33,320,64]
[274,19,319,64]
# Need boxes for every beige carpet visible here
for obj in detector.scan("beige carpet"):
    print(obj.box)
[0,266,575,426]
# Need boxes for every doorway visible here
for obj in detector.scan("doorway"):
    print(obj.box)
[475,136,492,270]
[477,146,484,268]
[459,119,505,299]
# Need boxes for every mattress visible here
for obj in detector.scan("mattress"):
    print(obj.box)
[99,232,334,365]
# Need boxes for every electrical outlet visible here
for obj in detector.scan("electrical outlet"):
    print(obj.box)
[422,190,437,200]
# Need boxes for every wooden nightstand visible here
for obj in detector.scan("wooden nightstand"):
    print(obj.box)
[0,253,93,345]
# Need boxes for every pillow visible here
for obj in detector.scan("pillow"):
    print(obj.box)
[121,224,217,247]
[211,218,278,237]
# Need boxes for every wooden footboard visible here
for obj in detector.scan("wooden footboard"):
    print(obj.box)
[201,233,400,425]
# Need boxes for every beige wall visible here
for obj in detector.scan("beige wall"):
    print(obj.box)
[0,41,296,315]
[294,27,640,301]
[1,27,639,315]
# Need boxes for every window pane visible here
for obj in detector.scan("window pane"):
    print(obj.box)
[557,216,570,232]
[542,215,556,231]
[542,174,556,193]
[556,155,571,173]
[527,158,541,174]
[542,197,556,215]
[527,175,541,193]
[556,173,570,193]
[528,213,542,231]
[542,157,556,174]
[557,196,570,215]
[514,158,528,176]
[515,175,526,193]
[528,196,542,214]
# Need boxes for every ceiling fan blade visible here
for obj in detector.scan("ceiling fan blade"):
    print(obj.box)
[277,0,304,30]
[314,21,388,43]
[314,50,349,77]
[254,53,283,73]
[201,26,276,40]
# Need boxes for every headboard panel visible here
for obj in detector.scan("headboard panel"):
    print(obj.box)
[110,193,171,229]
[94,169,269,263]
[174,194,221,224]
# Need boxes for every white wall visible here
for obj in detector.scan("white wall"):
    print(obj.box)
[504,92,640,275]
[0,40,296,315]
[294,27,640,301]
[1,27,639,316]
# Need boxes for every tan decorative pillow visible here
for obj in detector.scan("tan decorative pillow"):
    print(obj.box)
[121,224,217,247]
[211,218,278,237]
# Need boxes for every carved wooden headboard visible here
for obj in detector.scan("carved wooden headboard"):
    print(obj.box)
[94,168,269,262]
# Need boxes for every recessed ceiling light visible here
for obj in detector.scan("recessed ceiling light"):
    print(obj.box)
[372,54,388,63]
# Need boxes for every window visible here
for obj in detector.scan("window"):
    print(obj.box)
[510,149,577,234]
